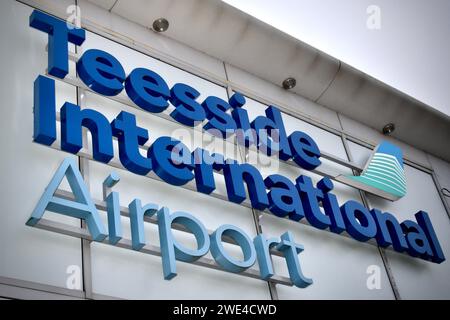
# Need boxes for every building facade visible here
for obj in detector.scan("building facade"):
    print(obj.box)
[0,0,449,300]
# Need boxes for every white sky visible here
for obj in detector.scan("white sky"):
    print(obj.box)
[223,0,450,117]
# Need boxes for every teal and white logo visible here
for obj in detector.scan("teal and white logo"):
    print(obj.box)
[337,141,406,201]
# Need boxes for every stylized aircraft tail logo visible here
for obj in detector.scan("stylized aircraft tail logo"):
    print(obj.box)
[337,141,406,201]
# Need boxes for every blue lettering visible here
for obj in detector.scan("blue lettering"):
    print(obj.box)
[371,209,408,252]
[296,175,331,229]
[158,208,210,279]
[77,49,126,96]
[276,231,313,288]
[289,131,321,170]
[33,75,56,145]
[30,10,85,78]
[202,96,237,138]
[341,200,377,241]
[223,163,269,210]
[265,174,304,221]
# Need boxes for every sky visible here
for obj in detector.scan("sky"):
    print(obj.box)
[222,0,450,117]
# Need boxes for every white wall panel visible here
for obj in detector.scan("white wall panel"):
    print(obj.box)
[348,142,450,299]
